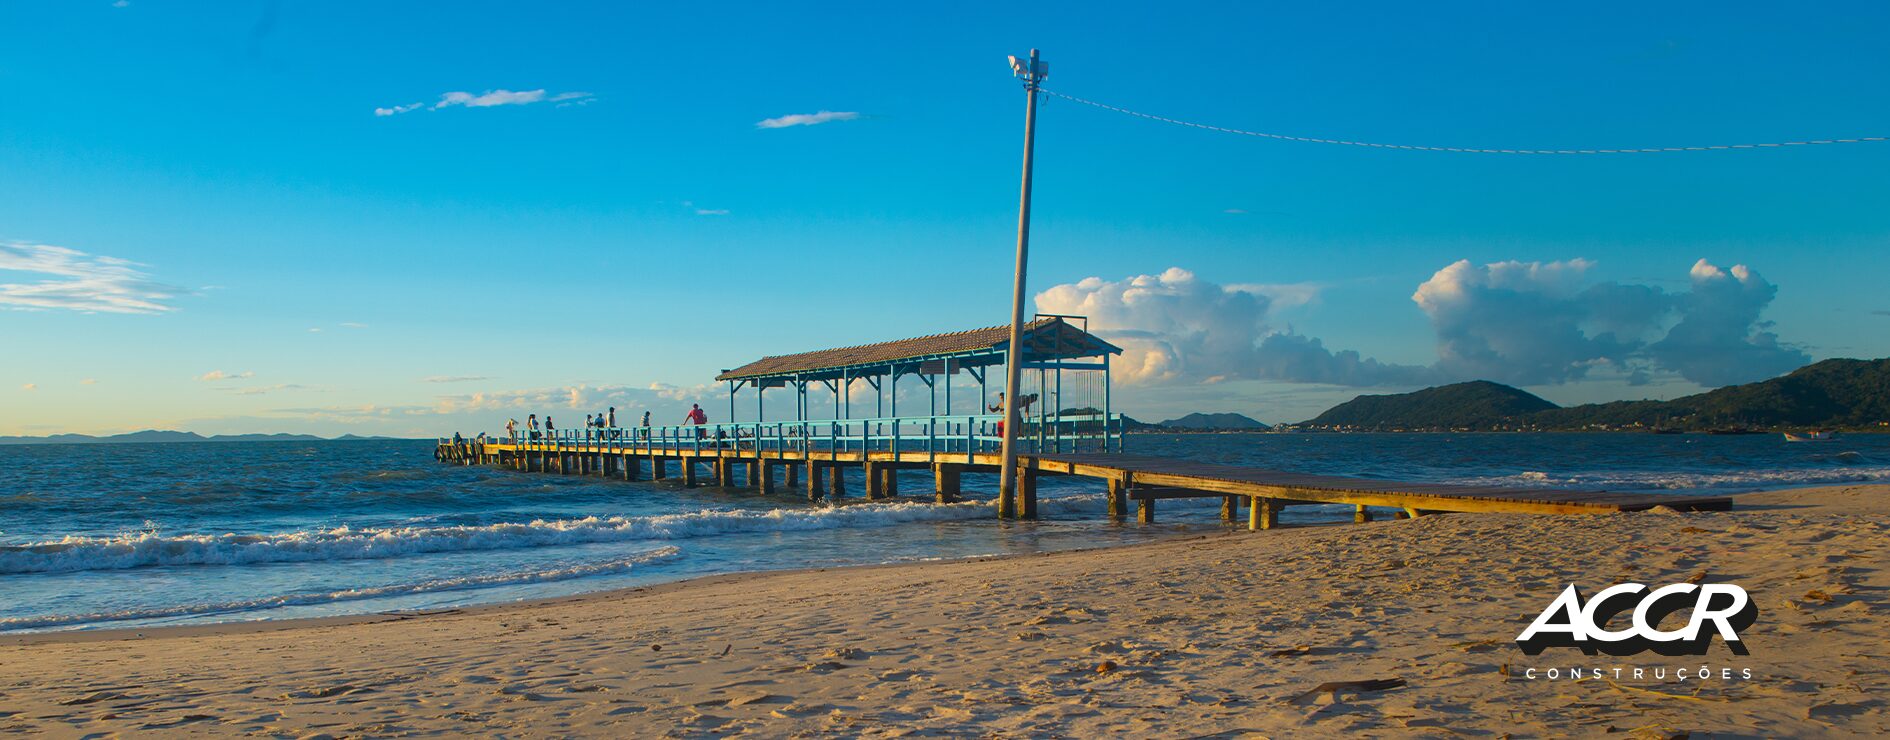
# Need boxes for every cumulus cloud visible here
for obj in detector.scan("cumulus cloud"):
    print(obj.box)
[0,242,187,314]
[695,209,730,216]
[756,111,860,129]
[1033,267,1434,387]
[1412,258,1804,387]
[197,370,255,382]
[375,89,594,116]
[1037,260,1807,391]
[1644,259,1809,386]
[422,375,490,384]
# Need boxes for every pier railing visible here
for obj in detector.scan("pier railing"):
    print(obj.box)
[458,411,1122,462]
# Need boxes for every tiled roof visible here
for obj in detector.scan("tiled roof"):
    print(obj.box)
[716,319,1112,381]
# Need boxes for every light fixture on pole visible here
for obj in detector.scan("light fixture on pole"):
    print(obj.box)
[997,49,1046,519]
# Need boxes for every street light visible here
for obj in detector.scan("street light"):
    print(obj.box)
[997,49,1045,519]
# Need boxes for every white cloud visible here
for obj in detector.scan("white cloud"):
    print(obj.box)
[0,242,186,314]
[339,322,367,329]
[695,209,730,216]
[1223,208,1248,215]
[375,90,594,116]
[20,383,35,392]
[1411,258,1804,387]
[422,375,490,384]
[1038,260,1809,391]
[80,378,97,385]
[756,111,860,129]
[198,370,255,382]
[374,102,423,117]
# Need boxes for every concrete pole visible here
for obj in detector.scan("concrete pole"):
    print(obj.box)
[997,48,1045,519]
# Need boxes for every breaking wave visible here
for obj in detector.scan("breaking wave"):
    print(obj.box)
[0,546,682,631]
[0,498,1042,575]
[1468,464,1890,492]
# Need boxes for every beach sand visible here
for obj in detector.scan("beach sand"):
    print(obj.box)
[3,484,1885,737]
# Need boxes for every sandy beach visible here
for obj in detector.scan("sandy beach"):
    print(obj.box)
[3,484,1885,737]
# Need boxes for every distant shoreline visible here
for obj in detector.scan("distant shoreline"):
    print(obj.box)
[0,434,411,446]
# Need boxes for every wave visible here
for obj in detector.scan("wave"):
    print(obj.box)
[1470,464,1890,492]
[0,498,1033,575]
[0,546,681,631]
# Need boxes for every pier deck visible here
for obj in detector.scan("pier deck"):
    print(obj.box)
[436,439,1731,530]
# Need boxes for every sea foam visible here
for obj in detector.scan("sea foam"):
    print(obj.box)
[0,546,682,631]
[0,497,1057,575]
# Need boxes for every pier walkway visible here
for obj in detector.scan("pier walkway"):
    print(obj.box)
[435,436,1731,530]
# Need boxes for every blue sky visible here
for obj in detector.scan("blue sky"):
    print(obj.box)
[3,1,1887,436]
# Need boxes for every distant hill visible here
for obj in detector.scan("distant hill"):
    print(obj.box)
[0,430,401,445]
[1529,358,1890,430]
[1158,412,1270,430]
[1309,381,1557,429]
[1302,358,1890,431]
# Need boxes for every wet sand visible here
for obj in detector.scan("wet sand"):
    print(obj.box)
[3,484,1885,737]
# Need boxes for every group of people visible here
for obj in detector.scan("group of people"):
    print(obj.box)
[503,403,715,442]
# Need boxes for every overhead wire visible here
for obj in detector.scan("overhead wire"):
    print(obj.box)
[1042,89,1887,155]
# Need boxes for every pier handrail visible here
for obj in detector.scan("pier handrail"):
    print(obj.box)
[495,410,1123,458]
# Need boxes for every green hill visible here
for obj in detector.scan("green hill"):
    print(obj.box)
[1308,381,1557,429]
[1302,358,1890,431]
[1158,412,1270,430]
[1530,358,1890,429]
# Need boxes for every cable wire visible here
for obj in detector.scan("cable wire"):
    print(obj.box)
[1042,90,1887,155]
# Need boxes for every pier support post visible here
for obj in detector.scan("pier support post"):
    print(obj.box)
[786,462,800,487]
[1355,504,1372,523]
[933,463,961,503]
[1107,477,1127,519]
[759,460,775,495]
[714,458,732,487]
[683,458,699,488]
[882,466,900,497]
[806,462,824,500]
[652,457,668,480]
[864,462,883,499]
[624,454,638,481]
[1137,494,1155,524]
[829,464,847,498]
[1249,497,1280,531]
[1017,461,1037,519]
[1220,495,1239,522]
[746,458,761,488]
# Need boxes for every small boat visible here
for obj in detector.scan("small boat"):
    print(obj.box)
[1783,430,1837,442]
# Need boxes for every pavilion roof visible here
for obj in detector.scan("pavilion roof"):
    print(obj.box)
[714,317,1119,382]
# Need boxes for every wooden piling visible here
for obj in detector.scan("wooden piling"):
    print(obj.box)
[806,462,823,500]
[882,466,900,497]
[1018,463,1038,519]
[829,463,846,498]
[863,462,882,499]
[1106,477,1127,519]
[786,462,800,487]
[759,460,776,495]
[1220,495,1238,521]
[1355,504,1372,523]
[1137,495,1155,524]
[933,463,961,504]
[1249,497,1280,531]
[683,458,698,488]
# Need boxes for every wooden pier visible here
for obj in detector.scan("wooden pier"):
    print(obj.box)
[435,318,1731,528]
[434,440,1732,530]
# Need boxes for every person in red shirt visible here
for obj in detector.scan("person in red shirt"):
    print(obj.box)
[685,403,708,438]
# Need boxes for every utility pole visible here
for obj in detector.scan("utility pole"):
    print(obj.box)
[998,49,1046,519]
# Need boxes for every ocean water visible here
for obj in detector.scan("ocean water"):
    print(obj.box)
[2,433,1884,632]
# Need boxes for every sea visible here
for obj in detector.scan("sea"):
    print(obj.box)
[3,433,1885,633]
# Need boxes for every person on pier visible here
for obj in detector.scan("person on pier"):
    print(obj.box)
[506,418,518,442]
[607,407,617,439]
[685,403,708,439]
[641,410,652,439]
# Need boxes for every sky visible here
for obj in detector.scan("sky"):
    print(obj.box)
[2,1,1888,437]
